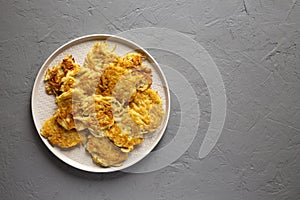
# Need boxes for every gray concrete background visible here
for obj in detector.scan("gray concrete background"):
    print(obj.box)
[1,0,300,199]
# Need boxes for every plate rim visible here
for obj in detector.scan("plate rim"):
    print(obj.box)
[31,34,170,173]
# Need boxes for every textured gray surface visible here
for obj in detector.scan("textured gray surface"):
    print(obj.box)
[1,0,300,199]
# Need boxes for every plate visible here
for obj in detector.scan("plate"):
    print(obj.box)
[31,34,170,172]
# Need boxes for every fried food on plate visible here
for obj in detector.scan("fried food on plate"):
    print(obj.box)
[86,136,128,167]
[105,123,144,152]
[74,42,119,96]
[55,89,75,130]
[97,55,152,101]
[73,95,115,136]
[112,65,152,102]
[94,95,114,129]
[129,88,164,132]
[40,42,165,168]
[97,64,126,96]
[40,114,82,148]
[83,42,119,72]
[118,53,144,68]
[44,55,80,95]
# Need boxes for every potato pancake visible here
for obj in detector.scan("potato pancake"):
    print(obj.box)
[129,88,164,132]
[44,55,80,95]
[86,136,128,167]
[41,42,165,168]
[40,114,82,148]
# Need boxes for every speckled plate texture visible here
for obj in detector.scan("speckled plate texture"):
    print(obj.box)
[31,34,170,173]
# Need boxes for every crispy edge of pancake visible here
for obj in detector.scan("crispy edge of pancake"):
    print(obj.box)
[97,64,126,96]
[40,114,83,148]
[97,52,152,101]
[129,88,164,132]
[118,53,145,69]
[85,136,128,167]
[55,89,76,130]
[83,42,119,72]
[44,55,80,96]
[104,123,144,152]
[111,67,152,103]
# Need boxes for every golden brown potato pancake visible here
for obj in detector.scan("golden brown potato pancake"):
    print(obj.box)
[41,42,165,168]
[105,123,144,152]
[94,95,114,129]
[75,42,120,96]
[118,53,144,68]
[97,64,126,96]
[129,88,164,132]
[55,89,75,130]
[40,114,82,148]
[72,95,115,137]
[86,136,128,167]
[83,42,119,72]
[44,55,80,95]
[112,65,152,102]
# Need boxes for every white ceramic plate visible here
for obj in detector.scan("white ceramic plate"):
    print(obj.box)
[31,34,170,172]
